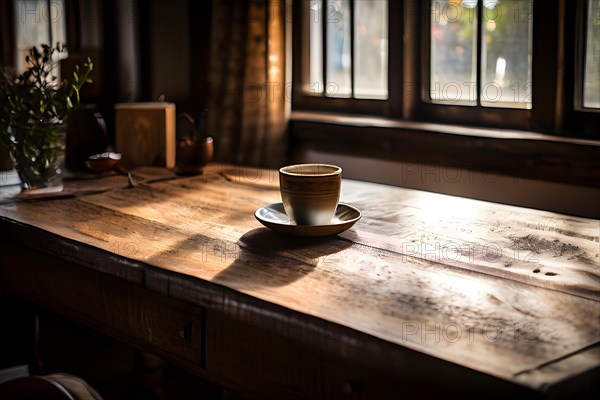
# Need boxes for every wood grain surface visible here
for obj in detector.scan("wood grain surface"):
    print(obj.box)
[1,163,598,392]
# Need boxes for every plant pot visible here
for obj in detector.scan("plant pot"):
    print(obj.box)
[5,124,66,193]
[174,136,214,175]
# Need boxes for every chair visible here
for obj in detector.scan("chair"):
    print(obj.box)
[0,371,103,400]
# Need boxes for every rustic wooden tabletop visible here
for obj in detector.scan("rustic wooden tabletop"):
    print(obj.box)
[1,163,598,394]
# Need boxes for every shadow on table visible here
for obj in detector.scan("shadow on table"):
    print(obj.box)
[211,227,352,289]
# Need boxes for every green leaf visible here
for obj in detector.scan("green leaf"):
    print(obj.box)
[1,43,93,158]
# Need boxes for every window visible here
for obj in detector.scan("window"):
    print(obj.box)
[430,0,532,109]
[583,0,600,109]
[13,0,67,75]
[293,0,599,137]
[298,0,388,107]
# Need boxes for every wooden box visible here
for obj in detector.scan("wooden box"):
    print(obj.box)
[115,102,176,169]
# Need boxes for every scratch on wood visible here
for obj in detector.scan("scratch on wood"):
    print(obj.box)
[511,304,537,318]
[486,294,502,305]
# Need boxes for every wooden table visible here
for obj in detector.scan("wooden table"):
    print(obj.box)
[1,164,598,398]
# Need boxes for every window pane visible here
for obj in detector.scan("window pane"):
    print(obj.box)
[480,0,532,109]
[583,0,600,109]
[326,0,351,97]
[430,0,477,105]
[14,0,67,75]
[354,0,388,99]
[307,0,324,95]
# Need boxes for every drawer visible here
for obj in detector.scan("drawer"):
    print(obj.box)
[204,310,533,400]
[204,310,398,400]
[0,242,202,367]
[97,277,202,365]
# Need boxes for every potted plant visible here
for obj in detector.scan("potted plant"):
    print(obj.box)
[174,111,213,175]
[0,44,93,193]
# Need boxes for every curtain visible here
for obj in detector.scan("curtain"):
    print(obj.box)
[207,0,289,167]
[0,0,15,67]
[0,0,14,171]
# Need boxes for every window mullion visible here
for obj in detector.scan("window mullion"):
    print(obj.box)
[476,0,483,107]
[47,0,53,47]
[322,0,328,97]
[349,0,355,98]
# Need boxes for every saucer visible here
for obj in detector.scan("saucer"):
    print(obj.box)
[254,203,361,237]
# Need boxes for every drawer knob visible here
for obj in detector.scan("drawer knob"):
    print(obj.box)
[178,322,193,341]
[343,380,362,395]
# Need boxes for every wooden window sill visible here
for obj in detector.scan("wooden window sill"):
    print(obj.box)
[289,111,600,188]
